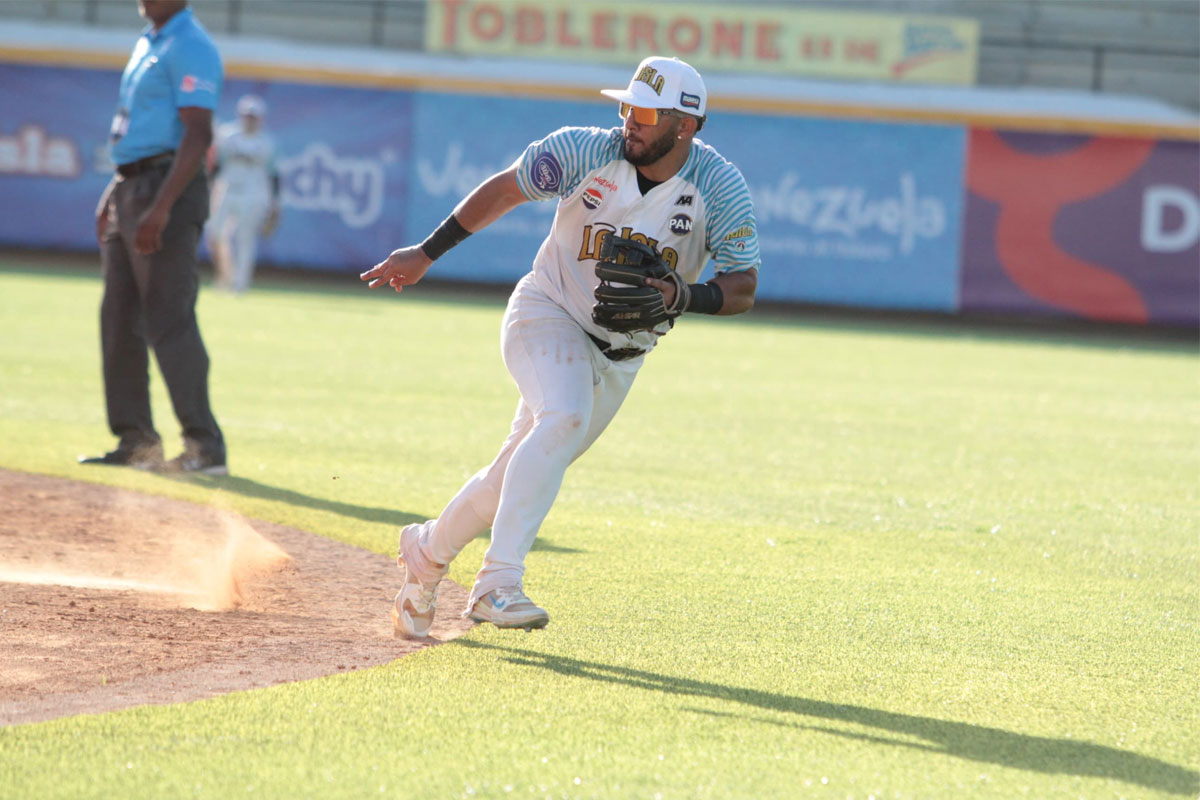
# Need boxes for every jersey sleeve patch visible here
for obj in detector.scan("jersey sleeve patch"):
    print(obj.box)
[691,150,761,275]
[529,152,563,193]
[515,127,622,202]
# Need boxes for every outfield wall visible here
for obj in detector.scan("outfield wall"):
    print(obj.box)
[1,46,1196,325]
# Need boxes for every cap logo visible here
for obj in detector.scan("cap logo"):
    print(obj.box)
[635,65,665,96]
[680,92,701,110]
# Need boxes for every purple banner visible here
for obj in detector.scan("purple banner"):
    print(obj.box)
[0,62,414,270]
[961,128,1199,326]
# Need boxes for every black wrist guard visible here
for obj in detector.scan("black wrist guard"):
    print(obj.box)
[686,281,724,314]
[420,214,471,261]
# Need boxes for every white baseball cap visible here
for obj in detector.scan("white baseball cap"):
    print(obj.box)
[237,94,266,118]
[601,56,707,118]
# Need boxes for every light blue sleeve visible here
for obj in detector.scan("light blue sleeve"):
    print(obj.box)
[166,34,223,111]
[514,127,622,202]
[696,154,762,275]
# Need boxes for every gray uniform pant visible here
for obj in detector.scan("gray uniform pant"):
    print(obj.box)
[98,164,224,460]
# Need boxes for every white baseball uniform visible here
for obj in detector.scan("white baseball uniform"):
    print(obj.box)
[206,120,277,292]
[406,126,761,611]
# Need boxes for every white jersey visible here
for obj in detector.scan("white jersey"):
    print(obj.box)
[513,126,760,352]
[213,121,276,197]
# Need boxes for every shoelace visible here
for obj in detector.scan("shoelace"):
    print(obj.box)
[417,584,438,605]
[493,585,529,605]
[401,551,442,604]
[404,565,440,608]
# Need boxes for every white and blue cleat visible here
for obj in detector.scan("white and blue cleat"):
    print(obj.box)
[469,585,550,632]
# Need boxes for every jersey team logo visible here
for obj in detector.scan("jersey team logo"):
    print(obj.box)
[581,187,604,210]
[669,213,693,235]
[577,223,680,270]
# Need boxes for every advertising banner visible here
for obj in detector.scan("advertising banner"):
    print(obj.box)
[402,95,967,310]
[9,59,1192,326]
[729,116,966,310]
[962,129,1200,325]
[402,91,608,285]
[425,0,979,85]
[242,80,413,271]
[0,62,414,271]
[0,61,966,311]
[0,63,114,250]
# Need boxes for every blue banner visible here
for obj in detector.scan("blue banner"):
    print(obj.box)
[0,63,115,249]
[729,115,965,309]
[404,94,966,309]
[0,63,414,272]
[404,91,612,284]
[1,61,966,311]
[237,79,413,270]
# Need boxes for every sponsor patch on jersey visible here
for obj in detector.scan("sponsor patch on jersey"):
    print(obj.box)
[530,152,563,192]
[593,176,619,192]
[179,74,215,94]
[722,225,754,242]
[680,92,702,110]
[581,187,604,210]
[675,194,693,207]
[669,213,693,235]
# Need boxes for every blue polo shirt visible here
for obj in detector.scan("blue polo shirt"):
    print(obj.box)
[109,6,222,166]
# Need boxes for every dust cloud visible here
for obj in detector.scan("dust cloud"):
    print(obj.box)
[0,491,290,611]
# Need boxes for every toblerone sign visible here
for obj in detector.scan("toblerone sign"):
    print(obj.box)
[425,0,979,85]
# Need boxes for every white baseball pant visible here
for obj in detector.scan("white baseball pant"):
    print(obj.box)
[207,181,270,293]
[412,273,641,611]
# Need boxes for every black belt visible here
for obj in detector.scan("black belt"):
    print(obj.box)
[116,151,174,178]
[587,332,645,362]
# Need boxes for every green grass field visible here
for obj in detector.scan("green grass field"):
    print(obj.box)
[0,254,1196,799]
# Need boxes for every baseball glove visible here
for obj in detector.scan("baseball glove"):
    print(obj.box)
[592,236,690,333]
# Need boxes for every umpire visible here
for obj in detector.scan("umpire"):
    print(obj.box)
[80,0,227,475]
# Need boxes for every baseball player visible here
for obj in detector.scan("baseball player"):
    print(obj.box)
[206,94,279,293]
[361,56,760,636]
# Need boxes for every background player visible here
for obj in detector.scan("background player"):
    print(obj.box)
[206,93,279,293]
[361,56,760,636]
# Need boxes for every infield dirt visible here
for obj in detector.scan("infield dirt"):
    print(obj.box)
[0,468,473,726]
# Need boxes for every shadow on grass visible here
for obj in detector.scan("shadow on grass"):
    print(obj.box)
[455,640,1198,796]
[186,474,424,527]
[182,474,583,554]
[471,530,583,554]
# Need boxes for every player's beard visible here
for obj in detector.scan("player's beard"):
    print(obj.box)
[623,121,678,167]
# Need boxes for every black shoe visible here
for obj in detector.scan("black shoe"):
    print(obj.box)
[160,446,228,476]
[78,442,164,470]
